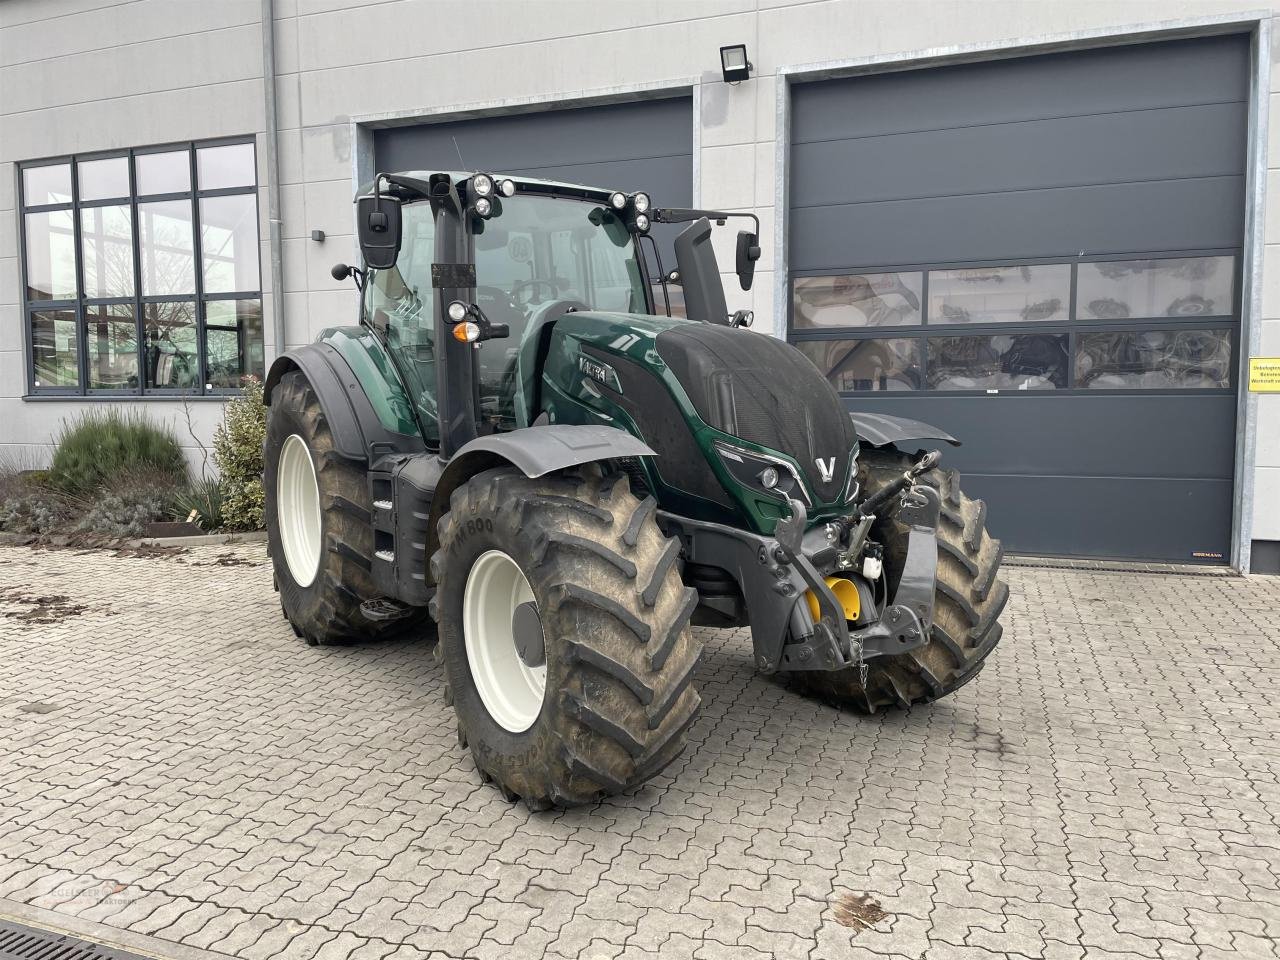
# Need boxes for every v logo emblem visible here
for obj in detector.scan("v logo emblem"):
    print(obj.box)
[814,457,836,483]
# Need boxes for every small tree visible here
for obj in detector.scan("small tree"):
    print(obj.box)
[213,377,267,530]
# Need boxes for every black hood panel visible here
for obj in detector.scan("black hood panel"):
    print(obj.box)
[656,324,858,503]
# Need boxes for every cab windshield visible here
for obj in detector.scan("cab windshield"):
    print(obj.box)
[363,193,648,441]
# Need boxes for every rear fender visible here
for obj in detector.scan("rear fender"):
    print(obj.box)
[264,343,424,461]
[850,412,960,449]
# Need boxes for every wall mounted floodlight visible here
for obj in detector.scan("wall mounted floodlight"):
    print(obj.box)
[720,44,751,83]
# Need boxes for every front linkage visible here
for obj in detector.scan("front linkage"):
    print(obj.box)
[658,449,943,677]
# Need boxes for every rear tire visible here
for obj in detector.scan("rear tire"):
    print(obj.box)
[431,465,702,808]
[265,370,411,645]
[788,448,1008,712]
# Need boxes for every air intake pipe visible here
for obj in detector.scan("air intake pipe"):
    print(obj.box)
[672,218,731,326]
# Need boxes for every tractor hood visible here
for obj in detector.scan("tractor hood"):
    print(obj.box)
[534,310,861,532]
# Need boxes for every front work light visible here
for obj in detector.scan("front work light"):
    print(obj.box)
[474,197,493,217]
[499,178,516,197]
[472,174,494,197]
[634,213,650,232]
[633,192,650,213]
[447,300,468,322]
[610,191,627,210]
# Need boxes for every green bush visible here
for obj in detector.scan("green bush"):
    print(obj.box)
[173,476,225,530]
[75,490,170,539]
[49,410,187,497]
[213,378,267,531]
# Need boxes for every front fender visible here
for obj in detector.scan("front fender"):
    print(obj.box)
[850,412,960,448]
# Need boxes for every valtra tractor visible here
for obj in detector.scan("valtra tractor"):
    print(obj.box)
[263,170,1007,808]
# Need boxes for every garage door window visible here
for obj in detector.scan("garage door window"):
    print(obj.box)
[18,139,263,397]
[791,255,1236,394]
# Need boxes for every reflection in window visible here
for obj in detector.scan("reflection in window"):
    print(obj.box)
[795,338,922,391]
[136,150,190,195]
[204,299,264,389]
[1075,329,1232,389]
[144,302,199,389]
[927,334,1068,390]
[1076,257,1233,320]
[24,210,77,301]
[78,157,129,202]
[85,304,139,390]
[200,194,260,294]
[793,272,923,328]
[23,164,71,205]
[139,200,195,296]
[80,205,134,298]
[197,143,256,190]
[929,264,1069,324]
[31,310,78,387]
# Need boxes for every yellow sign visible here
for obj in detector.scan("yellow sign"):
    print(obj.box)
[1249,357,1280,392]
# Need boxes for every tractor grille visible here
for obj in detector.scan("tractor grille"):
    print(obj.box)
[656,324,859,503]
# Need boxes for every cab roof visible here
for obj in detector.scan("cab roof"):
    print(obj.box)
[356,170,627,206]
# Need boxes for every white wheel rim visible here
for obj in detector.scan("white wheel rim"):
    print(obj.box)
[463,550,546,733]
[277,433,322,588]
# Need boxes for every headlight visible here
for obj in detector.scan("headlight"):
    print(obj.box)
[633,192,650,213]
[472,174,494,197]
[499,178,516,197]
[610,191,627,210]
[634,213,650,232]
[447,301,468,322]
[474,197,492,217]
[714,441,810,505]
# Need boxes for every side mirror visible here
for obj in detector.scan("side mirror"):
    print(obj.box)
[357,194,402,270]
[735,230,761,291]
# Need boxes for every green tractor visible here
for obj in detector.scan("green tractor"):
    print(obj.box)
[263,170,1007,808]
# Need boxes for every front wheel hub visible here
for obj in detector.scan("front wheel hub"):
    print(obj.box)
[462,550,547,733]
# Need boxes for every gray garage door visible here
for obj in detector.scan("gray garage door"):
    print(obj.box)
[789,35,1248,563]
[374,97,692,267]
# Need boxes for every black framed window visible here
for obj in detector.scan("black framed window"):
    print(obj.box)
[789,253,1238,395]
[18,138,264,397]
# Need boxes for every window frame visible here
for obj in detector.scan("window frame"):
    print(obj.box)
[17,136,262,399]
[787,249,1242,396]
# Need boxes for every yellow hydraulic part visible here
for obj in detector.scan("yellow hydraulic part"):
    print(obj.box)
[805,576,861,623]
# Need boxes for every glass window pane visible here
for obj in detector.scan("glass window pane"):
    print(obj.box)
[1075,257,1234,320]
[22,164,71,205]
[197,142,256,190]
[927,334,1068,390]
[24,209,77,301]
[136,150,190,195]
[1075,328,1233,389]
[204,299,264,389]
[793,272,923,328]
[31,310,79,388]
[80,205,134,298]
[85,304,139,390]
[78,157,129,201]
[200,194,260,293]
[929,264,1070,324]
[144,302,198,389]
[138,200,195,296]
[794,338,922,392]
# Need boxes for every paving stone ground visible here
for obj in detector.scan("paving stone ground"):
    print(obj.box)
[0,541,1278,960]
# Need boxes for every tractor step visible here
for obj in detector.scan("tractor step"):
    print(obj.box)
[360,597,417,622]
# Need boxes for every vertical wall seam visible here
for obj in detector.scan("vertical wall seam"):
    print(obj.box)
[261,0,285,363]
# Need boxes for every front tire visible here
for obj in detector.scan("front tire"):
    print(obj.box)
[264,370,400,645]
[432,466,702,808]
[788,448,1008,712]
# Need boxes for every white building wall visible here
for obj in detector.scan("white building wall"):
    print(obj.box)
[0,0,271,472]
[1,0,1277,561]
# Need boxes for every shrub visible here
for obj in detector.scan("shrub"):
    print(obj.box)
[213,378,267,531]
[75,490,170,539]
[49,410,187,497]
[0,490,75,537]
[173,477,225,530]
